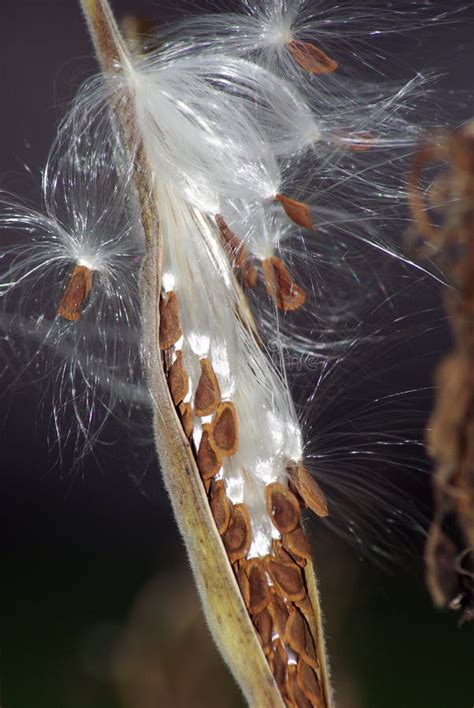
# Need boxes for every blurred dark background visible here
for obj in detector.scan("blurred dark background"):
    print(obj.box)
[1,2,474,707]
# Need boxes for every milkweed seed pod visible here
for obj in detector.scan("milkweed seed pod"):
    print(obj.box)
[0,0,454,704]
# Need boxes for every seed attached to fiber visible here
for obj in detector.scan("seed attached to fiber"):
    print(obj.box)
[159,291,182,350]
[210,479,233,535]
[241,259,258,288]
[195,358,221,416]
[282,527,312,563]
[265,556,306,602]
[215,214,246,268]
[210,401,239,456]
[275,193,315,231]
[222,503,252,562]
[287,39,338,75]
[262,256,306,312]
[178,401,194,438]
[58,264,92,321]
[265,482,301,533]
[197,424,222,480]
[168,351,188,405]
[290,465,329,518]
[247,558,271,615]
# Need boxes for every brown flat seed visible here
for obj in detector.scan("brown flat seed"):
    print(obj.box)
[194,358,221,416]
[241,259,258,288]
[273,540,296,566]
[58,265,92,321]
[234,559,250,607]
[265,482,301,533]
[168,351,188,405]
[271,640,288,694]
[262,256,306,311]
[286,666,307,708]
[210,480,233,535]
[275,194,315,231]
[297,659,323,705]
[285,607,307,655]
[265,557,306,602]
[197,424,222,480]
[290,465,329,518]
[210,401,238,456]
[159,291,182,350]
[215,214,246,268]
[286,664,314,708]
[282,527,312,562]
[269,593,290,638]
[247,558,271,614]
[295,595,314,621]
[287,39,338,75]
[290,667,314,708]
[223,503,252,562]
[286,608,319,670]
[254,607,273,653]
[178,402,194,438]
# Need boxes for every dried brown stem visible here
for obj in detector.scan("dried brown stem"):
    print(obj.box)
[410,124,474,621]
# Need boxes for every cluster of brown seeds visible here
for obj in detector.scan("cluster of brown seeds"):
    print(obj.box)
[209,475,328,707]
[216,214,307,312]
[159,230,330,705]
[159,287,240,492]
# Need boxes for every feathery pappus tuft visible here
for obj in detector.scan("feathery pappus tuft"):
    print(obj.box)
[0,105,146,455]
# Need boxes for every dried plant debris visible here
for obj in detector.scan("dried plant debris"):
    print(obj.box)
[409,122,474,621]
